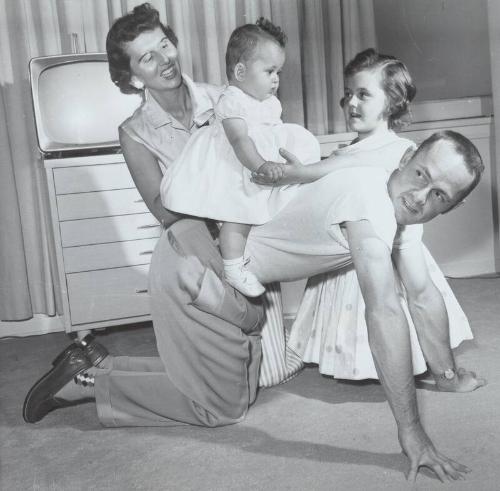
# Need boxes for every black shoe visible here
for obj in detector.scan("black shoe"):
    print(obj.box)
[52,334,108,367]
[23,347,93,423]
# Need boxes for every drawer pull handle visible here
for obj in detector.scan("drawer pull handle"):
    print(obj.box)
[137,223,160,229]
[134,198,145,203]
[139,250,154,255]
[135,288,148,294]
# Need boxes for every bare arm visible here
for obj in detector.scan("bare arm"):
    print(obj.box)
[296,150,374,182]
[251,148,373,186]
[346,220,419,432]
[120,128,182,228]
[393,242,486,392]
[222,118,284,180]
[222,118,266,172]
[346,220,470,481]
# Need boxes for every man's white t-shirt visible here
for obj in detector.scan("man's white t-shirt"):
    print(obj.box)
[246,167,422,283]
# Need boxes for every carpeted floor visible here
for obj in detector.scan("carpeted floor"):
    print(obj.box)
[1,278,499,491]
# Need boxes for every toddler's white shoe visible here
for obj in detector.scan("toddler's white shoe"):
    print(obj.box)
[224,265,265,297]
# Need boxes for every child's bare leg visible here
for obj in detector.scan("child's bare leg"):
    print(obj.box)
[219,222,265,297]
[219,222,251,259]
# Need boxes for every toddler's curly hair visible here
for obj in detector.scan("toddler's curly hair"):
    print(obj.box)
[225,17,287,81]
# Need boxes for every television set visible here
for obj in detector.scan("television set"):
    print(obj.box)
[29,53,141,156]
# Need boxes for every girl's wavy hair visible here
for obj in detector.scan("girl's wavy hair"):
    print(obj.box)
[225,17,287,81]
[341,48,417,129]
[106,2,178,94]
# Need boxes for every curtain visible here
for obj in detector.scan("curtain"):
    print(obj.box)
[487,0,500,270]
[0,0,376,322]
[0,0,112,321]
[166,0,377,133]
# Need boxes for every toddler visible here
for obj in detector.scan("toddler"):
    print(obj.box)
[161,18,320,296]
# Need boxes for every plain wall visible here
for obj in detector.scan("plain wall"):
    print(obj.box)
[374,0,491,101]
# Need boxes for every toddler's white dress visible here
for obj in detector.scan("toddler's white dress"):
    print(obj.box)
[161,85,321,224]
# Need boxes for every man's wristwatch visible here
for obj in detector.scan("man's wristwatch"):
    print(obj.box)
[442,368,456,380]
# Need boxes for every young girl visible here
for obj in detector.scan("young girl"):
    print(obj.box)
[254,48,473,384]
[160,18,320,297]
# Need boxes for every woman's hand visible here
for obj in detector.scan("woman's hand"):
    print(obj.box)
[251,148,305,186]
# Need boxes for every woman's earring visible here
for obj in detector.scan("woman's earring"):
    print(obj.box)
[130,78,145,90]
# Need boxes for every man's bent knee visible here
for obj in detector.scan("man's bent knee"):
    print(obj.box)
[193,401,248,428]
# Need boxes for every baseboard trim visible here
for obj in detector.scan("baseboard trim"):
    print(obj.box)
[439,259,497,278]
[0,315,65,338]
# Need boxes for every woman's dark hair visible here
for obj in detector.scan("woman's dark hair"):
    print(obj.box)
[106,3,178,94]
[340,48,417,129]
[225,17,287,81]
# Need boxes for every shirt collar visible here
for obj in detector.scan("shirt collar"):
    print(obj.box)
[350,129,398,150]
[143,74,215,130]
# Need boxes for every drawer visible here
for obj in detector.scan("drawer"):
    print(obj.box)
[53,163,135,194]
[60,213,161,247]
[57,188,149,221]
[67,265,151,325]
[63,238,158,273]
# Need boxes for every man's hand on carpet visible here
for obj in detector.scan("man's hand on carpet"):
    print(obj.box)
[399,422,471,482]
[434,367,487,392]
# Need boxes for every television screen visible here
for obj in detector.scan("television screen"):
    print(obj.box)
[30,53,141,155]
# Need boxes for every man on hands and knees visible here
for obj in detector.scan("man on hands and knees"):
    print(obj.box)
[24,130,485,483]
[244,130,486,481]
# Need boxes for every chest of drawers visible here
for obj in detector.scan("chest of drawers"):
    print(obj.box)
[44,137,353,332]
[45,153,161,332]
